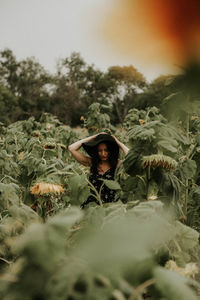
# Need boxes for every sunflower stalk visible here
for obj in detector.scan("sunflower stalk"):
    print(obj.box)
[185,95,190,215]
[86,179,103,206]
[146,165,151,201]
[129,278,156,300]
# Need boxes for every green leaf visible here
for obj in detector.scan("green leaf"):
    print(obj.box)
[154,267,198,300]
[128,125,155,141]
[180,159,197,179]
[103,179,121,190]
[123,149,143,176]
[43,149,57,159]
[157,140,178,153]
[174,221,199,251]
[67,173,90,205]
[147,180,159,199]
[0,182,20,209]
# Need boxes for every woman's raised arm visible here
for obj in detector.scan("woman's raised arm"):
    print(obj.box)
[68,134,98,166]
[112,135,129,156]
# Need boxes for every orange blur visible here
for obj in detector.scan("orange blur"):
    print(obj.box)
[145,0,200,62]
[102,0,200,73]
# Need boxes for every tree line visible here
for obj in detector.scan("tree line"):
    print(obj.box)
[0,48,190,126]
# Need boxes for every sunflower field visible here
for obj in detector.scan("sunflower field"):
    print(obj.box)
[0,105,200,300]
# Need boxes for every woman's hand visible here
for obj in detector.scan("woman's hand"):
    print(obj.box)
[68,134,99,166]
[111,134,129,155]
[111,134,120,144]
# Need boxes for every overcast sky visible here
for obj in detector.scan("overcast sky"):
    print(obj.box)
[0,0,172,81]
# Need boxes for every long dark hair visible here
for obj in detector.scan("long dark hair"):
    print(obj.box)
[90,141,119,174]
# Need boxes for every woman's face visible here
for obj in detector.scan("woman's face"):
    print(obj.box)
[97,143,109,161]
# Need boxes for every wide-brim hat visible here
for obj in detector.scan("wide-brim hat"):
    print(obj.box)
[82,134,119,157]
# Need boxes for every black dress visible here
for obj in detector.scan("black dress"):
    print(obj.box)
[80,167,117,208]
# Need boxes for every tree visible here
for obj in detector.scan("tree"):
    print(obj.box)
[0,49,52,121]
[135,75,175,112]
[0,48,19,94]
[106,65,147,123]
[17,57,51,119]
[51,52,114,126]
[0,84,19,124]
[83,66,113,106]
[50,53,87,126]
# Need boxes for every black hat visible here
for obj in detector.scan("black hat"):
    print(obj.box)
[82,134,119,157]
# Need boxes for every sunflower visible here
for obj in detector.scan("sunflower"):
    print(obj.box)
[142,154,177,170]
[43,143,56,150]
[30,183,64,196]
[139,119,146,125]
[18,152,24,161]
[165,260,199,278]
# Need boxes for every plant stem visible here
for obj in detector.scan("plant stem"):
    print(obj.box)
[0,257,12,264]
[146,166,151,201]
[86,179,103,206]
[185,178,189,215]
[185,96,190,216]
[129,278,155,300]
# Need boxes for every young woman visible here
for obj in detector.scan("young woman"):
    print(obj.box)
[68,132,129,208]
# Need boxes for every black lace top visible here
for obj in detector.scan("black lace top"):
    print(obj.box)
[80,168,117,208]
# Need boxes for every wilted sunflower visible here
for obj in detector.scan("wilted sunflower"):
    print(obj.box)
[87,126,98,132]
[30,183,64,196]
[139,119,146,125]
[142,154,177,170]
[43,142,56,150]
[165,260,199,278]
[32,130,40,137]
[46,123,54,130]
[18,152,24,161]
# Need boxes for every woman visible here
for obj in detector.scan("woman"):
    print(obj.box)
[68,132,129,208]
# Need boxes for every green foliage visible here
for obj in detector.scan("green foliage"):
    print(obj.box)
[122,107,192,212]
[66,173,90,206]
[0,201,199,300]
[107,65,147,123]
[0,182,39,260]
[135,74,175,111]
[0,182,20,210]
[127,118,188,155]
[0,150,19,179]
[0,115,79,220]
[179,158,197,180]
[82,102,114,134]
[153,267,197,300]
[108,65,146,88]
[169,221,199,265]
[50,52,114,126]
[0,49,52,123]
[123,148,143,176]
[0,84,18,124]
[187,185,200,232]
[103,179,121,191]
[0,53,200,299]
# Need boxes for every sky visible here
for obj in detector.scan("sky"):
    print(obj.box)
[0,0,192,82]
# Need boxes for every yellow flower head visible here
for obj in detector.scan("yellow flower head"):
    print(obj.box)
[30,183,64,196]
